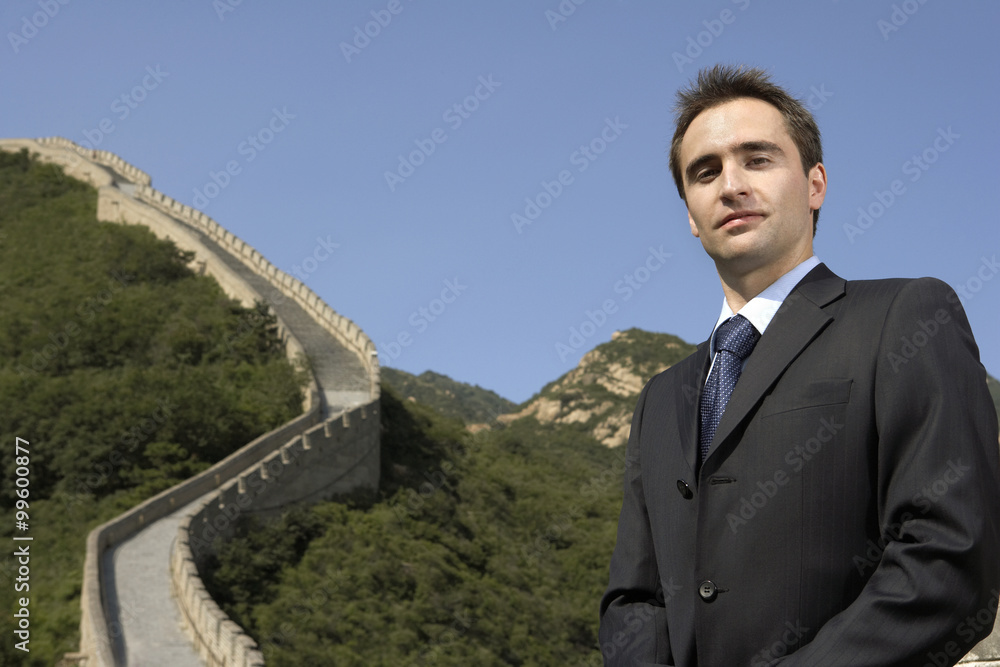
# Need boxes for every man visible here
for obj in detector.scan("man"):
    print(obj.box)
[599,64,1000,666]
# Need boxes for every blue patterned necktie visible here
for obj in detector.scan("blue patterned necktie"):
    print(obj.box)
[700,314,760,462]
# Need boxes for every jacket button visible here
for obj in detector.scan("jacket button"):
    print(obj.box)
[698,580,717,602]
[676,480,693,499]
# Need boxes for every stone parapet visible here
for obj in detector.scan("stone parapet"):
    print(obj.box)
[132,183,380,400]
[0,138,380,666]
[172,403,379,665]
[34,136,152,185]
[79,394,322,664]
[0,137,115,188]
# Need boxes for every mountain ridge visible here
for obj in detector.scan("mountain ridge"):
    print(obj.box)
[499,328,697,446]
[380,367,516,426]
[389,327,1000,449]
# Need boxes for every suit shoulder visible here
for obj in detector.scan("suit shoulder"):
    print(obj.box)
[838,276,970,346]
[843,276,956,307]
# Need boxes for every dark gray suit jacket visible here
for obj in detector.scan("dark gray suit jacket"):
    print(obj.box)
[599,264,1000,666]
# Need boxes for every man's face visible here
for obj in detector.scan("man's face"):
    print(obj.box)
[678,97,825,280]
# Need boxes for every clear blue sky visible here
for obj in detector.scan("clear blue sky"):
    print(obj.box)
[4,1,998,403]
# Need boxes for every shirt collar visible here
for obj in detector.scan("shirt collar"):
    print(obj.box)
[709,256,821,354]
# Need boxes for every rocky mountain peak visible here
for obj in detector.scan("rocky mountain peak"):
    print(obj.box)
[499,328,698,447]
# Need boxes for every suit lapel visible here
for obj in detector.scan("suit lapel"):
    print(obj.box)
[675,341,711,478]
[703,264,846,464]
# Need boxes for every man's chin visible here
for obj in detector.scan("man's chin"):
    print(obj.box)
[705,240,762,266]
[708,246,773,277]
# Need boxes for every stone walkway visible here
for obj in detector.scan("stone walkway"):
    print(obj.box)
[103,179,369,665]
[189,221,370,414]
[106,508,203,666]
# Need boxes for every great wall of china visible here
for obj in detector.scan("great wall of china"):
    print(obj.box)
[0,137,379,666]
[3,137,999,666]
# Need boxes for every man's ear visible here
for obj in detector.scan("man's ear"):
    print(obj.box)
[688,210,700,238]
[809,162,827,212]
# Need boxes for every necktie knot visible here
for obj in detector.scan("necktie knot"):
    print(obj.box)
[714,314,759,360]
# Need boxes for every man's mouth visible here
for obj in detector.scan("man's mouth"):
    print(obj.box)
[718,210,764,228]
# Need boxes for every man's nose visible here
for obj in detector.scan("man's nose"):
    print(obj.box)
[720,164,750,199]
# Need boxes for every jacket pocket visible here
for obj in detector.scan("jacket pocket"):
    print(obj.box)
[759,378,853,417]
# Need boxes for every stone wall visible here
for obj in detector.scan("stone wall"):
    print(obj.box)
[78,398,323,666]
[0,138,381,666]
[35,136,153,185]
[130,183,379,397]
[0,137,116,189]
[2,136,152,186]
[171,402,380,666]
[94,186,316,381]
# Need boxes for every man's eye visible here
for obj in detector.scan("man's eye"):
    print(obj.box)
[749,157,770,166]
[697,169,718,180]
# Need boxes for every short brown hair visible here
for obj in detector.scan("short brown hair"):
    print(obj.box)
[668,64,824,231]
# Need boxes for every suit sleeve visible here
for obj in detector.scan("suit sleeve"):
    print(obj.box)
[777,278,1000,666]
[599,379,674,666]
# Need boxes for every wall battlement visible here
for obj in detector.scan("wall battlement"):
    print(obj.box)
[0,138,381,666]
[172,402,379,666]
[130,182,379,396]
[34,136,153,185]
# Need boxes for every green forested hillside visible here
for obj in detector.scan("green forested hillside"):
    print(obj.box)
[202,330,1000,665]
[0,149,307,664]
[381,367,517,424]
[203,385,621,665]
